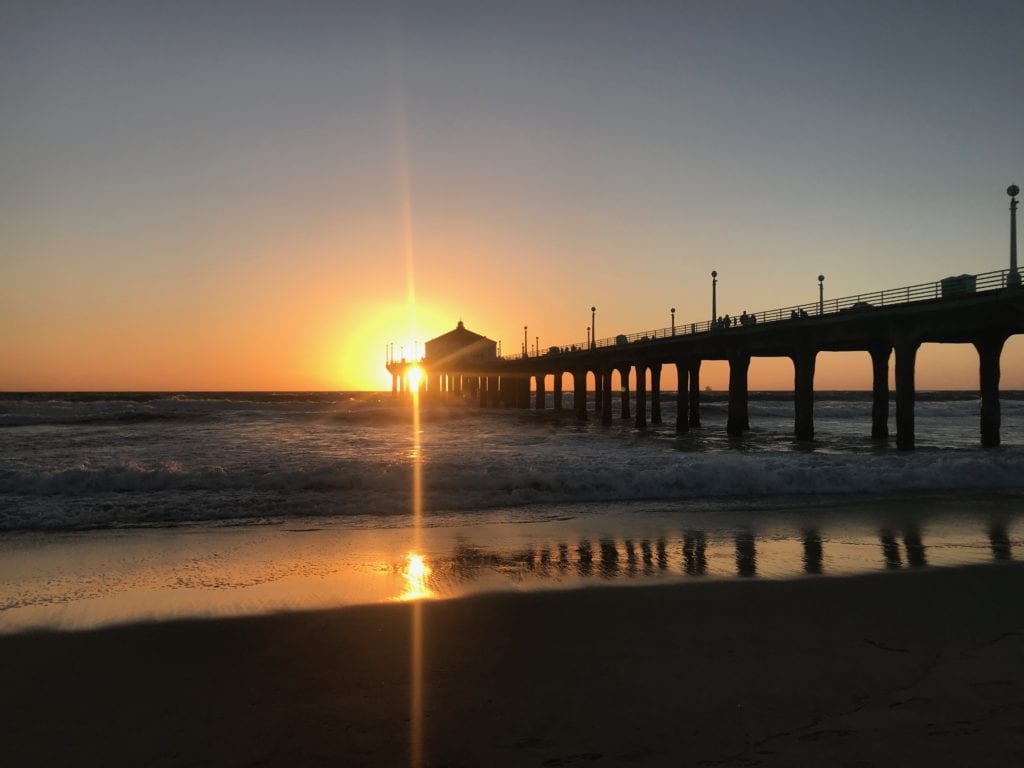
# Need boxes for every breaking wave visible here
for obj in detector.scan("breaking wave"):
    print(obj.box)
[3,447,1023,532]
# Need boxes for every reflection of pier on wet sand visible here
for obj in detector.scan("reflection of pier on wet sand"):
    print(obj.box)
[429,516,1017,591]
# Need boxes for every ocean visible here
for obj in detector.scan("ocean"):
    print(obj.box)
[2,391,1023,631]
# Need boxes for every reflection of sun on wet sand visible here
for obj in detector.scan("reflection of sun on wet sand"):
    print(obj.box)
[398,552,434,601]
[2,562,1023,767]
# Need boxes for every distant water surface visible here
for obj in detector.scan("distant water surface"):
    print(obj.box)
[2,391,1023,531]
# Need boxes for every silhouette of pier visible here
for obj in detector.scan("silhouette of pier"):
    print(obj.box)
[387,188,1024,450]
[390,267,1022,449]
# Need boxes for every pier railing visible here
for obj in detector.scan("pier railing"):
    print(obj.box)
[504,268,1013,360]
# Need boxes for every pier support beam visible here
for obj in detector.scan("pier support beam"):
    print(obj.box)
[634,363,648,430]
[975,334,1006,447]
[487,376,499,408]
[601,368,613,425]
[869,344,890,440]
[793,347,817,441]
[688,358,702,428]
[650,363,663,424]
[594,371,603,415]
[479,376,487,407]
[618,366,631,420]
[894,339,919,450]
[535,373,546,410]
[675,358,689,434]
[574,370,588,420]
[518,376,530,409]
[553,373,563,412]
[727,352,750,437]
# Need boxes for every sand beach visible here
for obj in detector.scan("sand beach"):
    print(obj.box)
[3,562,1023,767]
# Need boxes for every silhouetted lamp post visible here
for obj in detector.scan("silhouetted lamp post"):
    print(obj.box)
[523,326,528,357]
[586,326,590,349]
[591,306,596,349]
[671,307,676,336]
[818,275,825,315]
[711,271,718,325]
[535,336,539,356]
[1009,184,1021,288]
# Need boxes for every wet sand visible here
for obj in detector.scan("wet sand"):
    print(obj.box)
[3,563,1023,767]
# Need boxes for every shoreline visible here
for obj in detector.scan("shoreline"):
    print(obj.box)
[3,562,1023,766]
[3,490,1022,634]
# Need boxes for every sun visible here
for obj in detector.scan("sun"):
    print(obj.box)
[407,365,424,391]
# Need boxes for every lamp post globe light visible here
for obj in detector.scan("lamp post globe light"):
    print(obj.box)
[1009,184,1020,288]
[591,306,596,349]
[671,307,676,336]
[818,275,825,315]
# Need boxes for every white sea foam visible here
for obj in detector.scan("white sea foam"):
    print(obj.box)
[1,392,1023,531]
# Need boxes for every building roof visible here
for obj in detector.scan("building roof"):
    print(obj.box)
[425,321,491,346]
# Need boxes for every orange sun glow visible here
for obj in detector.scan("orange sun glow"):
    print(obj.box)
[406,365,424,391]
[399,553,433,601]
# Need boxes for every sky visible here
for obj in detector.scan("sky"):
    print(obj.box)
[2,0,1023,391]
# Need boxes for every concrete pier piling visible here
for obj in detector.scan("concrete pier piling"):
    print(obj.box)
[574,370,588,421]
[618,366,631,420]
[894,339,919,451]
[793,347,816,441]
[601,368,613,425]
[726,352,750,437]
[650,363,663,425]
[675,358,689,434]
[634,363,647,430]
[869,343,890,440]
[977,334,1006,448]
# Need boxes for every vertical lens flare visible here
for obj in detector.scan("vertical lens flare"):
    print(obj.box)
[409,369,425,767]
[388,30,424,762]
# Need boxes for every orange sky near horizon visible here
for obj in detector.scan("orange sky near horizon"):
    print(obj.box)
[2,3,1022,393]
[6,293,1023,392]
[2,196,1022,392]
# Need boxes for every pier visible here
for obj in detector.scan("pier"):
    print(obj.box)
[389,268,1023,450]
[387,188,1024,450]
